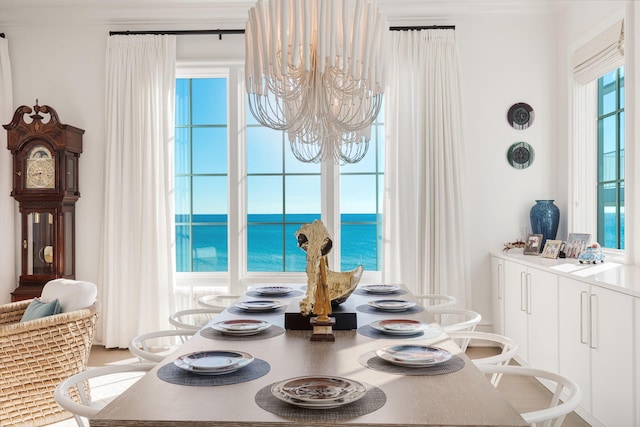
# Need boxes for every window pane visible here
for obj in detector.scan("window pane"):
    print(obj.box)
[248,176,283,215]
[341,221,378,271]
[175,176,191,219]
[340,141,376,172]
[598,115,617,181]
[193,128,227,174]
[341,175,377,213]
[193,176,227,214]
[285,223,310,272]
[598,69,618,115]
[175,127,190,175]
[247,127,283,174]
[284,142,321,173]
[175,79,191,126]
[247,224,284,271]
[176,225,191,272]
[193,223,227,272]
[192,79,227,125]
[285,176,321,214]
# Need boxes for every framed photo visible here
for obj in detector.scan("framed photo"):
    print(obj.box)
[541,239,563,259]
[564,233,591,258]
[523,234,543,255]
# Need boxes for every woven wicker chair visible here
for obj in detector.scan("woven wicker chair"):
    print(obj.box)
[0,299,99,426]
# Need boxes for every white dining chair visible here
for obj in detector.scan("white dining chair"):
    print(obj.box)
[447,331,518,385]
[477,364,582,427]
[414,294,458,311]
[197,294,241,311]
[430,307,482,334]
[129,329,196,363]
[168,308,221,331]
[54,363,155,427]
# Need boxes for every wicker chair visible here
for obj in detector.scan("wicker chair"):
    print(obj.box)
[0,299,99,426]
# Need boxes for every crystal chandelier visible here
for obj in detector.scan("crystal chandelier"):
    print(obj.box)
[245,0,387,164]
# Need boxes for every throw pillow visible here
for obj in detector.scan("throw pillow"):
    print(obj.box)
[20,298,62,322]
[40,279,97,312]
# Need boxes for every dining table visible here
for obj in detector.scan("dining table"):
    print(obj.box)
[90,284,528,427]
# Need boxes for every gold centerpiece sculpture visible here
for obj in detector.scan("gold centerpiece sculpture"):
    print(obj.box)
[295,220,363,341]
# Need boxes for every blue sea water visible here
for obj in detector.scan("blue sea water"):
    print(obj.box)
[176,213,381,273]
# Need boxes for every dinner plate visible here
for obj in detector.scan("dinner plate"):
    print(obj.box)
[271,376,367,409]
[174,350,254,375]
[360,284,400,294]
[367,299,416,312]
[211,319,271,336]
[369,319,426,335]
[376,345,452,367]
[234,300,284,312]
[253,285,294,296]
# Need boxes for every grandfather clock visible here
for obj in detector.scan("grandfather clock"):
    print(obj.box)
[5,101,84,301]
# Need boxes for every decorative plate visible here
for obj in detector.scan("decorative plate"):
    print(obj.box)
[253,286,294,296]
[507,102,534,129]
[271,376,367,409]
[376,345,452,367]
[506,141,534,170]
[174,350,254,375]
[211,319,271,336]
[369,319,426,335]
[234,300,284,312]
[367,299,416,312]
[361,284,400,294]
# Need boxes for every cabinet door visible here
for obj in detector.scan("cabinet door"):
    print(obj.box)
[503,260,528,363]
[591,287,634,427]
[490,256,505,335]
[527,266,558,372]
[558,277,591,413]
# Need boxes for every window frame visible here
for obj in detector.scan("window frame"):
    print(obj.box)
[175,63,383,294]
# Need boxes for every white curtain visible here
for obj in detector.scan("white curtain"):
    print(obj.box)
[383,29,470,308]
[99,35,176,348]
[0,36,15,304]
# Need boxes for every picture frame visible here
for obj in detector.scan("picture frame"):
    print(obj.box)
[541,239,563,259]
[523,234,543,255]
[564,233,591,258]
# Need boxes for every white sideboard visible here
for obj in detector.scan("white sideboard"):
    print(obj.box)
[491,250,639,427]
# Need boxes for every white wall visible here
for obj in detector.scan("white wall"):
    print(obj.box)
[1,3,629,334]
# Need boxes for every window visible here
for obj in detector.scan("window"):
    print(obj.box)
[597,67,624,249]
[174,71,384,281]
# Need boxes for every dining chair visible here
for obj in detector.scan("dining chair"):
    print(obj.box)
[430,307,482,334]
[477,364,582,427]
[54,363,155,427]
[168,308,221,331]
[414,294,458,311]
[447,331,518,385]
[197,294,242,311]
[129,329,196,363]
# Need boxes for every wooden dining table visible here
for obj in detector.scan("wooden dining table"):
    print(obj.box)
[90,284,528,427]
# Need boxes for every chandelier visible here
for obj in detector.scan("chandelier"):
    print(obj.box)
[245,0,387,164]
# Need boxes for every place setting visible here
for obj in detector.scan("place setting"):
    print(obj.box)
[356,298,424,315]
[254,375,386,421]
[358,344,465,376]
[227,299,287,315]
[353,284,407,297]
[157,349,271,386]
[246,285,305,298]
[200,318,285,341]
[357,318,443,340]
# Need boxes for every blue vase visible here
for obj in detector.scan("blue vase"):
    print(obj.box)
[530,200,560,249]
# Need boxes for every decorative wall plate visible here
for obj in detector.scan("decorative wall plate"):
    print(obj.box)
[507,102,534,129]
[507,142,535,169]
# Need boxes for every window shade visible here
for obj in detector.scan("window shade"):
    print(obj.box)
[572,19,624,84]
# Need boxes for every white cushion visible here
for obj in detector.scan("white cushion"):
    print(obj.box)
[40,279,97,313]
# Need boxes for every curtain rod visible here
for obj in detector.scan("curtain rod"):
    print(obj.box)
[109,25,454,38]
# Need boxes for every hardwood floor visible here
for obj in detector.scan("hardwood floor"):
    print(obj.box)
[48,345,591,426]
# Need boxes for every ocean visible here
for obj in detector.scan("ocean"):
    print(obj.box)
[176,213,381,273]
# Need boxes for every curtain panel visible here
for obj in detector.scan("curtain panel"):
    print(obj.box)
[383,29,470,308]
[0,37,15,303]
[99,35,177,348]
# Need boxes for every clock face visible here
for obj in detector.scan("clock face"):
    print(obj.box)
[26,145,55,189]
